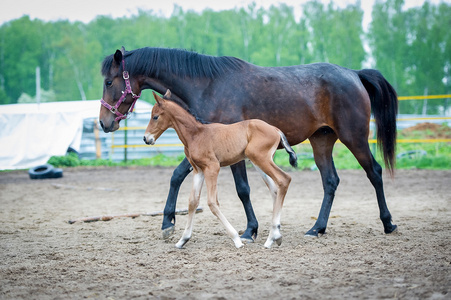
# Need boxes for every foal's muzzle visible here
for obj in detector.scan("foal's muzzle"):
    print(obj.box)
[143,134,155,145]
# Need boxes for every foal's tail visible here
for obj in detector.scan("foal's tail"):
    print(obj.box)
[356,69,398,176]
[278,130,298,168]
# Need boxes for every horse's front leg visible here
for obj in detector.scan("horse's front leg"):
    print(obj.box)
[162,158,193,239]
[175,171,204,248]
[205,165,243,248]
[230,161,258,242]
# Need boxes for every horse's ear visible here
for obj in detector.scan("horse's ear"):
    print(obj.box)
[113,49,122,66]
[120,46,126,55]
[163,89,172,99]
[153,91,164,105]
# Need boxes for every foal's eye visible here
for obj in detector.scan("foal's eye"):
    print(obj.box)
[105,80,113,87]
[153,115,159,120]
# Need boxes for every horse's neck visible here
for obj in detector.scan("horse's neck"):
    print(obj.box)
[167,104,203,146]
[142,76,209,108]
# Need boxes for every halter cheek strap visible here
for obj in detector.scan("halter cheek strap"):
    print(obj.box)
[100,56,141,122]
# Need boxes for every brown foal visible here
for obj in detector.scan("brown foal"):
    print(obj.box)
[144,90,297,248]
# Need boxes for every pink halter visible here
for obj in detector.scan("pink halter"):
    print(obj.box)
[100,54,141,122]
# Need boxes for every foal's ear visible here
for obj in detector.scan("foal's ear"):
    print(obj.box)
[152,91,164,105]
[163,89,172,99]
[113,49,122,66]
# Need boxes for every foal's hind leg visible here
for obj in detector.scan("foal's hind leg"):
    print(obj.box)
[305,128,340,237]
[175,171,204,248]
[252,161,291,248]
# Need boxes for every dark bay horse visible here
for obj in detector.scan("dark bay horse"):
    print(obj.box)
[99,46,398,240]
[144,90,296,248]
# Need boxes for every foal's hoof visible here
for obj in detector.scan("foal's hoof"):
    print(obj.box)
[264,236,282,248]
[175,238,189,249]
[235,241,244,249]
[162,226,175,240]
[384,224,398,234]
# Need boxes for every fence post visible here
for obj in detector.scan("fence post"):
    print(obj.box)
[371,126,376,156]
[124,119,128,162]
[94,119,101,159]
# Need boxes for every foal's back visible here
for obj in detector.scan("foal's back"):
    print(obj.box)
[191,119,280,168]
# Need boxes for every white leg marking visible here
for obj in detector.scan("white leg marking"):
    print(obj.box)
[264,211,283,248]
[253,163,284,248]
[176,172,204,248]
[209,201,244,248]
[253,164,277,203]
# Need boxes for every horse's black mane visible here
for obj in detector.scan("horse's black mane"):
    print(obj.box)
[163,96,210,125]
[101,47,245,79]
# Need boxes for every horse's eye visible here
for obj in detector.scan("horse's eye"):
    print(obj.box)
[153,115,159,120]
[105,81,113,87]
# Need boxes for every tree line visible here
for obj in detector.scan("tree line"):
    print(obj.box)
[0,0,450,114]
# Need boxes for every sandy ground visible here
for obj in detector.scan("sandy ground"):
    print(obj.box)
[0,166,450,299]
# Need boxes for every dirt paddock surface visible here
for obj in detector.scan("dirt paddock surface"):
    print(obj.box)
[1,166,450,299]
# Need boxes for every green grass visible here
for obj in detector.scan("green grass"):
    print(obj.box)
[274,123,451,170]
[273,141,451,171]
[47,152,185,168]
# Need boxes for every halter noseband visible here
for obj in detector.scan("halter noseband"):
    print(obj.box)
[100,55,141,122]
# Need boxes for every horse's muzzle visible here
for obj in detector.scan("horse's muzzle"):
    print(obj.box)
[99,120,117,133]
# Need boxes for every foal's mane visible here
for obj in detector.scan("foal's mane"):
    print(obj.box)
[101,47,245,79]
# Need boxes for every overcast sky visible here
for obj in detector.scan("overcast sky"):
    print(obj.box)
[1,0,449,30]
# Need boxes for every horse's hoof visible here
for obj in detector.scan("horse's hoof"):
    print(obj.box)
[385,224,398,234]
[240,237,254,244]
[275,236,282,246]
[305,228,325,237]
[304,233,318,238]
[239,230,257,243]
[162,226,175,240]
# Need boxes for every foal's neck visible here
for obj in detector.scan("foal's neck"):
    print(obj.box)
[167,102,203,146]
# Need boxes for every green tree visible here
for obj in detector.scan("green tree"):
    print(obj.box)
[303,1,365,68]
[0,16,45,104]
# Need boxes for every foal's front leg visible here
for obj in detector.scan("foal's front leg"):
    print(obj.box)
[205,166,244,249]
[175,171,204,249]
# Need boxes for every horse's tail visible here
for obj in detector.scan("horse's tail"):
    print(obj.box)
[278,130,298,168]
[356,69,398,176]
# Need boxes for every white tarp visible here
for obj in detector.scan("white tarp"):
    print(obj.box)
[0,100,151,170]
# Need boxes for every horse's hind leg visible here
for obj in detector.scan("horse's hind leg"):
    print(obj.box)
[305,128,340,237]
[175,171,204,248]
[230,161,258,242]
[341,137,397,234]
[162,158,193,239]
[205,165,243,248]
